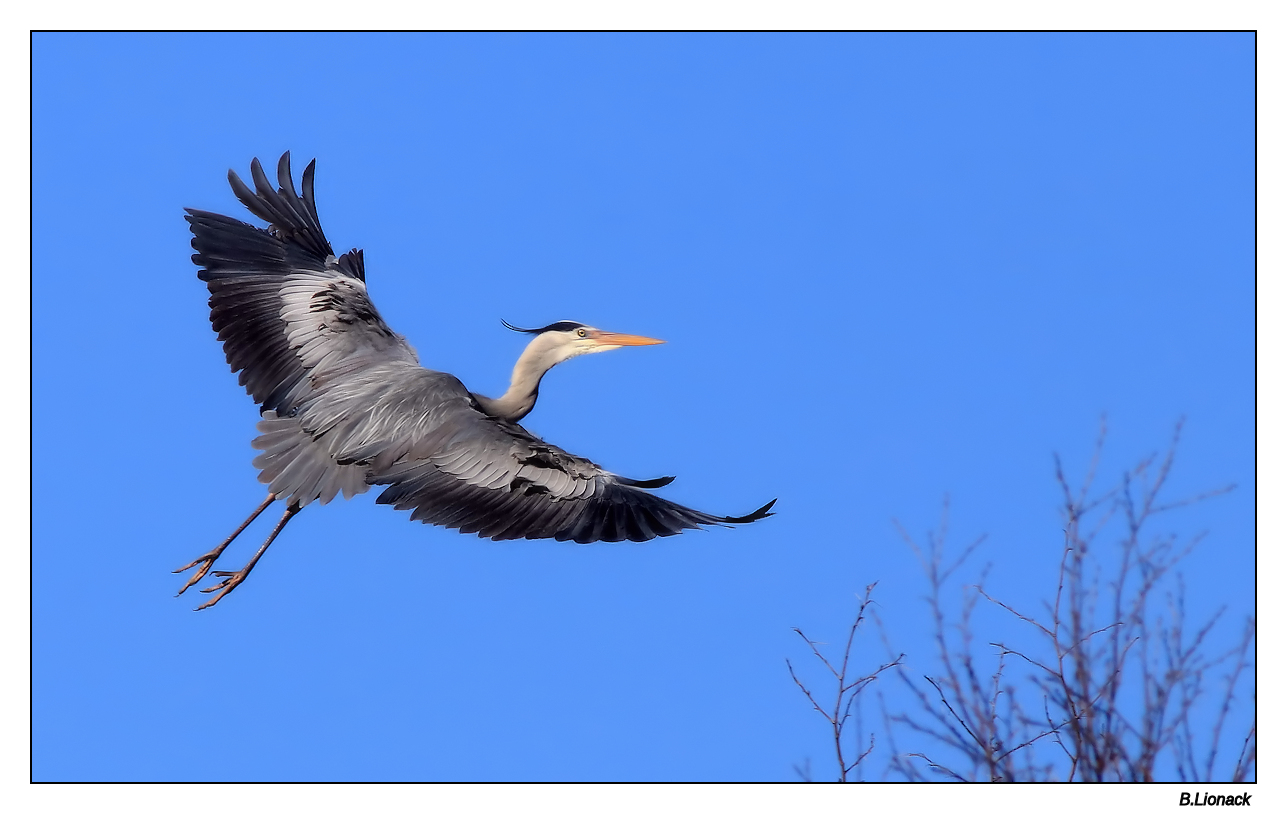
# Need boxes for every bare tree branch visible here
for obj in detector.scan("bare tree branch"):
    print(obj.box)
[799,421,1254,782]
[787,583,904,781]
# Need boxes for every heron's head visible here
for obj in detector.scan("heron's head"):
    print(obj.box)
[502,319,664,366]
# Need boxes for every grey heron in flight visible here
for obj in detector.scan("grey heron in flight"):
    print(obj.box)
[176,153,775,610]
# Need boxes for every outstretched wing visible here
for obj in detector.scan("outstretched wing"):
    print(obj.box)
[379,454,775,543]
[185,152,417,418]
[293,364,775,543]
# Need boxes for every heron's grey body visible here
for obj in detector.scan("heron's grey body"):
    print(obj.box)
[176,152,773,608]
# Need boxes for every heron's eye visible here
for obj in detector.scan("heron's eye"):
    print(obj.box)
[577,329,587,338]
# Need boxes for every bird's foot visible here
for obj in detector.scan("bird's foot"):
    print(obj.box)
[173,550,223,596]
[174,497,297,610]
[194,569,250,611]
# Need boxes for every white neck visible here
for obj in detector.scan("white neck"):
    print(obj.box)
[472,333,576,421]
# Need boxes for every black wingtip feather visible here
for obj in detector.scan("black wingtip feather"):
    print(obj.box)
[614,475,676,489]
[302,159,320,224]
[277,152,294,195]
[723,498,777,524]
[216,153,337,265]
[227,168,277,225]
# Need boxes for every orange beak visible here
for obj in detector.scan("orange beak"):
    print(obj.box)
[588,330,666,347]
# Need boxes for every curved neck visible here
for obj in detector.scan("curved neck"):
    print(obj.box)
[473,335,565,422]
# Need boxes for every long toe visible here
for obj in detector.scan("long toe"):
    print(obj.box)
[173,554,214,575]
[174,563,214,596]
[194,570,248,610]
[194,582,240,611]
[199,578,232,594]
[194,592,227,611]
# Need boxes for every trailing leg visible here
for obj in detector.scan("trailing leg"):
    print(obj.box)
[174,493,277,596]
[194,501,303,611]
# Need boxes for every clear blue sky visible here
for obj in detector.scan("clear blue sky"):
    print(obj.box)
[32,33,1253,782]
